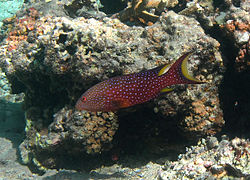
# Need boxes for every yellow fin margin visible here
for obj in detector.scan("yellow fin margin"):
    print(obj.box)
[158,64,171,76]
[160,87,174,93]
[181,53,202,83]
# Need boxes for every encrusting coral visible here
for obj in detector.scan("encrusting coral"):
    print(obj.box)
[2,7,40,51]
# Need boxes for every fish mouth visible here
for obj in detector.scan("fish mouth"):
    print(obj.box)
[75,100,82,111]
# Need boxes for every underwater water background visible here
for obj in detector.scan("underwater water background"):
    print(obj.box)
[0,0,249,179]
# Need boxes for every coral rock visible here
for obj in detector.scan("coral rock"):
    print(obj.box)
[1,10,224,169]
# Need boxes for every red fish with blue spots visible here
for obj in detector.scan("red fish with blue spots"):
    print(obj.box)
[76,52,203,112]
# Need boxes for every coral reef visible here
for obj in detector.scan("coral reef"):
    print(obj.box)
[112,0,178,25]
[20,107,118,169]
[180,0,249,73]
[152,11,224,137]
[2,135,250,179]
[235,40,249,72]
[0,7,225,169]
[215,5,249,72]
[0,0,249,177]
[85,136,250,179]
[0,138,92,179]
[22,0,105,19]
[159,136,250,179]
[1,7,40,51]
[178,0,215,29]
[211,0,250,137]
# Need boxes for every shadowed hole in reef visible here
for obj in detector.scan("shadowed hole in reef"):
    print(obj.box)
[58,34,67,44]
[219,56,250,138]
[185,7,250,138]
[111,104,193,165]
[204,25,250,138]
[100,0,127,15]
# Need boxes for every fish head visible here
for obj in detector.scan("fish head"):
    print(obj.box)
[75,82,108,111]
[75,91,100,111]
[75,93,89,111]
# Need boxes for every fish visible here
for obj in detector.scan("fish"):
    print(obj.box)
[76,52,203,112]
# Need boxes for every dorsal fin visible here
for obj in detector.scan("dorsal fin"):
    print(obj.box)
[158,64,171,76]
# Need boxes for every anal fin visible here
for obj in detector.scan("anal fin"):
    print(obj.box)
[160,87,174,93]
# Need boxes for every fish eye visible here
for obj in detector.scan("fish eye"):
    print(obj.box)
[81,96,87,102]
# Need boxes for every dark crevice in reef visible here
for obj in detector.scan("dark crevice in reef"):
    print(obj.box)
[110,103,193,165]
[23,72,71,130]
[221,70,250,138]
[7,74,27,94]
[183,2,249,138]
[203,25,250,138]
[100,0,127,15]
[170,0,188,13]
[219,56,250,138]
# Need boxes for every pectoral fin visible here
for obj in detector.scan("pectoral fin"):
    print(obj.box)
[111,99,131,109]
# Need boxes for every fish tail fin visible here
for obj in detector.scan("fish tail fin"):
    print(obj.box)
[158,52,204,85]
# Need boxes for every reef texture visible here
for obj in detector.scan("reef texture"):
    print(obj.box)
[215,4,249,73]
[159,136,250,179]
[22,0,105,20]
[210,0,250,138]
[75,136,249,180]
[75,136,250,179]
[1,7,39,51]
[19,107,118,170]
[152,12,224,137]
[0,6,225,169]
[1,135,250,179]
[112,0,179,25]
[178,0,249,73]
